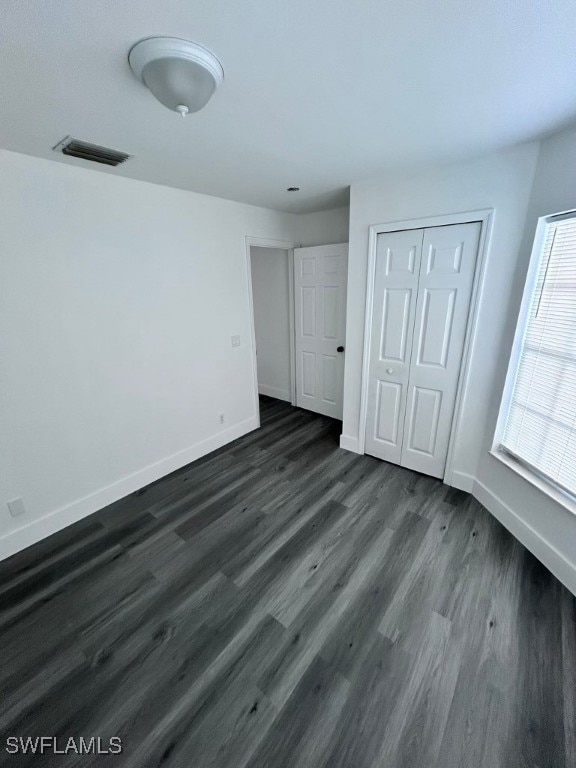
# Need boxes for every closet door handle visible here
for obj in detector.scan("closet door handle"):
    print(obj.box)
[386,368,394,374]
[337,346,345,353]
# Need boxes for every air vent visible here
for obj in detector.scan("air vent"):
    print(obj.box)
[53,136,131,167]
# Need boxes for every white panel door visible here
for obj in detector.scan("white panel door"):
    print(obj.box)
[401,222,480,477]
[365,229,424,462]
[294,243,348,418]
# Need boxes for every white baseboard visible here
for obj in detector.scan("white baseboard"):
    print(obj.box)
[473,478,576,597]
[5,416,575,599]
[0,416,259,563]
[258,384,291,402]
[339,434,362,454]
[448,470,475,492]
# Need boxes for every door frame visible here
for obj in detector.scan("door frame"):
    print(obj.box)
[357,209,494,485]
[244,236,297,428]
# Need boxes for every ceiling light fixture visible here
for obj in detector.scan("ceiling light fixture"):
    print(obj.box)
[287,187,300,192]
[128,37,224,117]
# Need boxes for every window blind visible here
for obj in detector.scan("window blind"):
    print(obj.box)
[501,213,576,498]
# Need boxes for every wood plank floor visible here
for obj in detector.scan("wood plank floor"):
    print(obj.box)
[1,395,575,767]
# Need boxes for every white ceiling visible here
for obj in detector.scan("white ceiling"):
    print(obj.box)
[1,0,575,213]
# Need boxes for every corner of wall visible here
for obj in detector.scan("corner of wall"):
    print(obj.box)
[0,415,259,563]
[472,477,576,596]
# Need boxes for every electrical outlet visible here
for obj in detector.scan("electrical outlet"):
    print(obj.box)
[219,413,225,424]
[7,498,26,518]
[231,335,241,348]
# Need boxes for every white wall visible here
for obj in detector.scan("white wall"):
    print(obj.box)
[0,149,347,560]
[250,247,291,402]
[296,206,350,247]
[342,142,540,486]
[474,126,576,594]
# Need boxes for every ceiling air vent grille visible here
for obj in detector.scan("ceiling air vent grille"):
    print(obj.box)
[53,136,131,167]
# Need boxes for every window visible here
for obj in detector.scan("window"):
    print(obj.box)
[497,211,576,500]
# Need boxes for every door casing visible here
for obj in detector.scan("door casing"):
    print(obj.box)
[356,209,494,487]
[245,236,296,430]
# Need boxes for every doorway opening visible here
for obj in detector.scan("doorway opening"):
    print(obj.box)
[246,237,349,427]
[250,244,296,422]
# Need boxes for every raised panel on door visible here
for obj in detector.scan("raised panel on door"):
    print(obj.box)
[374,379,403,445]
[301,286,316,337]
[322,354,338,404]
[300,257,316,277]
[301,351,316,398]
[323,286,339,339]
[415,288,456,368]
[294,243,348,419]
[405,386,443,455]
[380,289,412,363]
[401,221,481,477]
[364,229,424,463]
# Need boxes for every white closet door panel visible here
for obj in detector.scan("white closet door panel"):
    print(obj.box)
[294,243,348,418]
[375,380,403,445]
[415,288,456,367]
[301,351,316,397]
[381,289,412,362]
[401,222,481,477]
[406,386,443,454]
[365,229,424,462]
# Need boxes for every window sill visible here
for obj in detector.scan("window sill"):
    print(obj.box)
[489,449,576,518]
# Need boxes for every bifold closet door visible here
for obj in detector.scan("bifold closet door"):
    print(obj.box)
[402,222,480,476]
[365,222,481,479]
[364,228,424,464]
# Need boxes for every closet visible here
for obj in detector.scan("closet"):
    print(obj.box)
[365,222,480,478]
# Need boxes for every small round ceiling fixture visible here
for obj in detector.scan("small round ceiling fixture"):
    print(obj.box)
[128,37,224,117]
[287,187,300,192]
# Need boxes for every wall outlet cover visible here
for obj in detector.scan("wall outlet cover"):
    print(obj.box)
[8,498,26,517]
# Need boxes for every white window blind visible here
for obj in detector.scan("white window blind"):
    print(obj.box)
[501,213,576,498]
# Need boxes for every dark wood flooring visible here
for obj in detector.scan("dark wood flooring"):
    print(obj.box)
[1,396,575,767]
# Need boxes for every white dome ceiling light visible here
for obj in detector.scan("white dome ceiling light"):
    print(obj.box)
[128,37,224,118]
